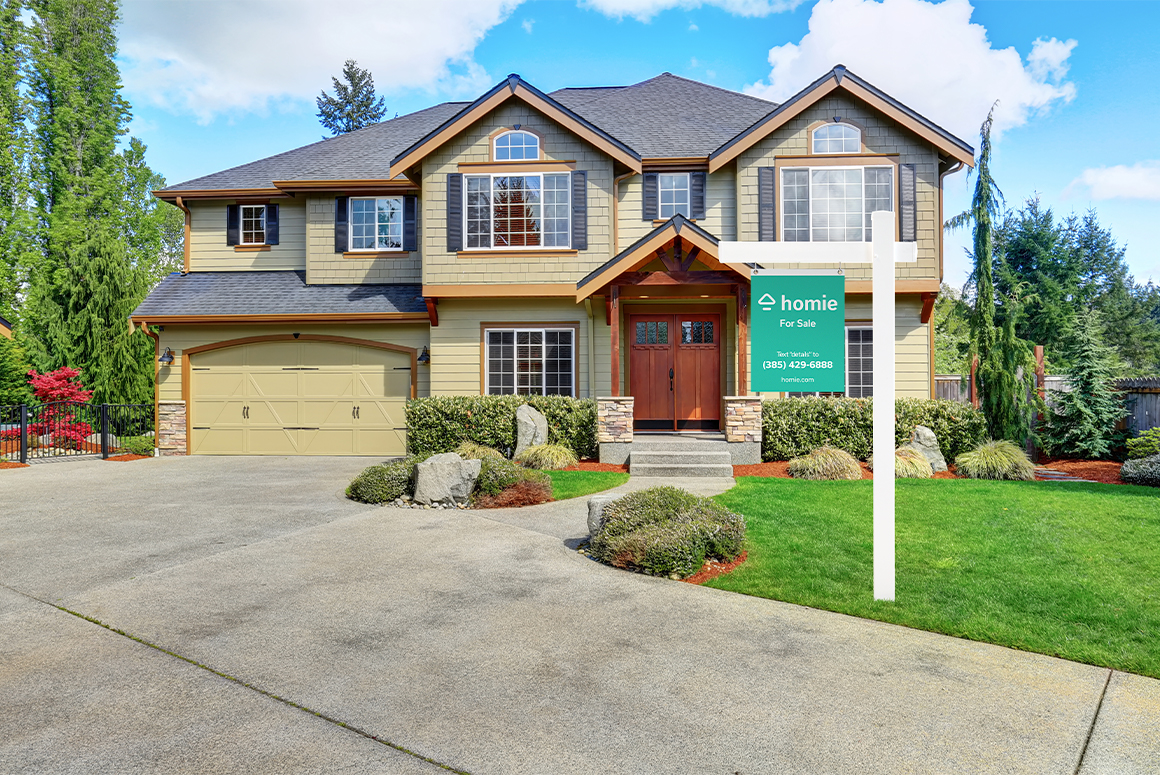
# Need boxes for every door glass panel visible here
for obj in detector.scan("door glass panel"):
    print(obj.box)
[656,322,668,344]
[681,321,714,344]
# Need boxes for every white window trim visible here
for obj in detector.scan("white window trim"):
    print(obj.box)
[493,130,541,161]
[658,172,691,219]
[240,204,266,245]
[779,164,896,244]
[464,172,571,251]
[484,327,576,397]
[348,196,405,252]
[812,123,862,154]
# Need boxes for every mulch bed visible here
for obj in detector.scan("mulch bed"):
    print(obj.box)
[562,459,629,473]
[0,461,30,469]
[105,453,151,462]
[682,551,748,584]
[1036,459,1124,485]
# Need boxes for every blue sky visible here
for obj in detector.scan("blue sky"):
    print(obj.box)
[118,0,1160,286]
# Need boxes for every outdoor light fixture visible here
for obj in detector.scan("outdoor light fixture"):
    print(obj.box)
[158,347,174,366]
[417,346,430,364]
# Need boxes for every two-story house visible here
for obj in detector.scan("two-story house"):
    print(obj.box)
[133,65,974,457]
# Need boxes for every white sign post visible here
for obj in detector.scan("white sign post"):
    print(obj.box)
[721,209,900,601]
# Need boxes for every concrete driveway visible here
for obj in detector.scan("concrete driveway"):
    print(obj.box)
[1,456,1156,774]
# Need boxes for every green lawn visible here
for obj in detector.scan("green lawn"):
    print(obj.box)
[709,478,1160,678]
[546,470,629,501]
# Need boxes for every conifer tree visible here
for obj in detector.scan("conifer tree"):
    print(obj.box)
[0,333,32,404]
[0,0,30,324]
[317,60,387,136]
[1042,309,1124,459]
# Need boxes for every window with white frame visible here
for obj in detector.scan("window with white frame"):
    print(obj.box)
[659,173,690,218]
[465,173,570,249]
[240,205,266,244]
[788,327,873,398]
[349,197,404,251]
[812,123,861,154]
[485,328,574,396]
[781,166,894,243]
[494,130,540,161]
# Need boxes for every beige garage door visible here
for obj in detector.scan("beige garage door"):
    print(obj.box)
[189,340,411,455]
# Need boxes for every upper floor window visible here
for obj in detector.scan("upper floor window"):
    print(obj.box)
[494,130,540,161]
[465,173,570,249]
[782,166,893,243]
[349,196,403,251]
[241,205,266,244]
[659,173,690,218]
[812,123,861,154]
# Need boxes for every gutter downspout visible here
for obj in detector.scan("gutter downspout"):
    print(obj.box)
[584,298,596,398]
[174,196,191,273]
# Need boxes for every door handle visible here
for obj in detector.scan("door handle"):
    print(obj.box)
[242,406,249,419]
[669,367,674,392]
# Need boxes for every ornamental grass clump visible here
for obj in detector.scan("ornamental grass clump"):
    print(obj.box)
[1121,454,1160,487]
[515,443,578,470]
[869,447,933,478]
[347,456,422,503]
[954,440,1035,481]
[787,446,863,481]
[589,486,746,579]
[454,441,504,460]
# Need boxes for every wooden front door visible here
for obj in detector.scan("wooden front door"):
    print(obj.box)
[629,313,721,430]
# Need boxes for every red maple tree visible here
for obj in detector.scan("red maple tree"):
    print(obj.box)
[26,367,95,449]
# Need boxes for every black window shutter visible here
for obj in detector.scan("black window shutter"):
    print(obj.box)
[264,204,279,245]
[690,171,706,220]
[403,195,418,252]
[642,172,658,220]
[758,167,776,241]
[446,173,463,252]
[571,171,587,251]
[225,204,239,246]
[899,163,917,242]
[334,196,348,253]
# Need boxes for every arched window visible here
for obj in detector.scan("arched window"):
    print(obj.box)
[812,123,861,154]
[494,130,540,161]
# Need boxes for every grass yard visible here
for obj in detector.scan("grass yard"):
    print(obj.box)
[709,478,1160,678]
[546,470,629,501]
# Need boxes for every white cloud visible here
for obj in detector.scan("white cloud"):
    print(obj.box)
[689,22,700,31]
[118,0,520,122]
[580,0,804,22]
[744,0,1077,143]
[522,18,535,33]
[1066,162,1160,201]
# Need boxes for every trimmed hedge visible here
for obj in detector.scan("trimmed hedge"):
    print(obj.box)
[761,397,986,463]
[406,395,596,459]
[118,435,155,456]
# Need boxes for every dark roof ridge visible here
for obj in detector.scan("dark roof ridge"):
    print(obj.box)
[634,71,778,106]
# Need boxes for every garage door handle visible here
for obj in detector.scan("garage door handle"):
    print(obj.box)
[283,427,319,431]
[282,367,319,371]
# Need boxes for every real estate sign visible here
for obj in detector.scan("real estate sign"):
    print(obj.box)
[750,271,846,393]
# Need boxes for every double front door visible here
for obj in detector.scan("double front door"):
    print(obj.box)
[629,312,721,430]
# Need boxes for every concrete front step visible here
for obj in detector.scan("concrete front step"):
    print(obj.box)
[631,450,733,467]
[628,433,735,477]
[629,462,736,478]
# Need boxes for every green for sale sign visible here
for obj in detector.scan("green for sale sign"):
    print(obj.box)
[751,271,846,392]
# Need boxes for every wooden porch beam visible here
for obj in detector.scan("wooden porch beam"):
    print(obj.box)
[425,297,439,327]
[679,246,699,272]
[614,270,739,286]
[610,286,620,396]
[919,291,936,324]
[738,283,749,395]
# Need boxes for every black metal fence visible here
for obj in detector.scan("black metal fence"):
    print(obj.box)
[0,402,154,463]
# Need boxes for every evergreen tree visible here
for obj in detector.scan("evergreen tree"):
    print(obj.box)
[316,59,387,136]
[0,333,33,404]
[1042,309,1125,459]
[933,283,971,375]
[0,0,31,324]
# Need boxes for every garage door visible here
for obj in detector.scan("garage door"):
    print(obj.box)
[189,340,411,455]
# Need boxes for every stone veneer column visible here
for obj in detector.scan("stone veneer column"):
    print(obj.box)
[157,400,187,456]
[596,396,634,465]
[723,396,762,464]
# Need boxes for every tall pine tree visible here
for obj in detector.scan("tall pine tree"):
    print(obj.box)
[316,60,388,136]
[0,0,30,325]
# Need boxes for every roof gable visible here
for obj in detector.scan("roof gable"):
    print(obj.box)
[708,65,975,172]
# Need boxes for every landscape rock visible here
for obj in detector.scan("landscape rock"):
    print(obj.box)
[514,404,549,458]
[905,425,948,472]
[587,493,620,536]
[413,452,482,506]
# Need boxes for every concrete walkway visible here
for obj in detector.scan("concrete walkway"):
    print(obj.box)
[1,457,1157,774]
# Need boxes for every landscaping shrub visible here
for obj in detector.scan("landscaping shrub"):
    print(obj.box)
[761,397,985,463]
[955,440,1035,481]
[589,486,745,579]
[1121,454,1160,487]
[788,446,863,481]
[472,475,553,508]
[475,455,531,496]
[406,395,596,459]
[346,456,421,504]
[515,443,578,470]
[119,436,155,456]
[454,441,504,460]
[869,447,933,478]
[1127,428,1160,460]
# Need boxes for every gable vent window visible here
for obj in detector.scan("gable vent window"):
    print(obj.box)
[350,197,403,251]
[813,123,861,154]
[782,166,893,243]
[240,205,266,244]
[494,130,540,161]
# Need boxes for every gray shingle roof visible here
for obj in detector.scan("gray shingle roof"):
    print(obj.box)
[551,74,776,158]
[132,272,426,317]
[162,103,467,191]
